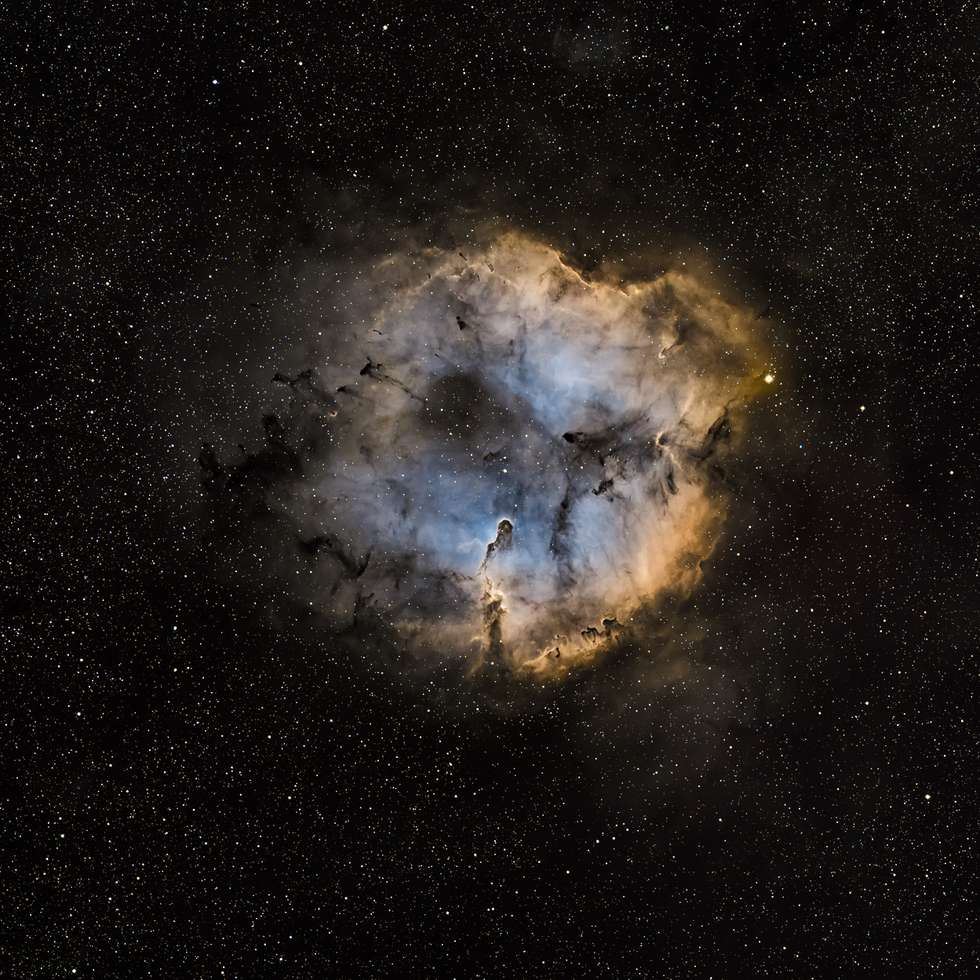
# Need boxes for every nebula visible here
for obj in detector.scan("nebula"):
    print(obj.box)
[194,225,776,695]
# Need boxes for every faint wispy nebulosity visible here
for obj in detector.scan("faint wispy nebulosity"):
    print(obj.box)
[194,217,776,698]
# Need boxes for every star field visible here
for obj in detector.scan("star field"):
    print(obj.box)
[5,2,980,976]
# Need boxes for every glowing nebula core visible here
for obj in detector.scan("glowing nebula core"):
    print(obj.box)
[203,232,773,681]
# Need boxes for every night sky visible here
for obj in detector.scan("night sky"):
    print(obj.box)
[6,2,980,976]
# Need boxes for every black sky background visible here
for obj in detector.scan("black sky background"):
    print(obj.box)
[5,1,980,976]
